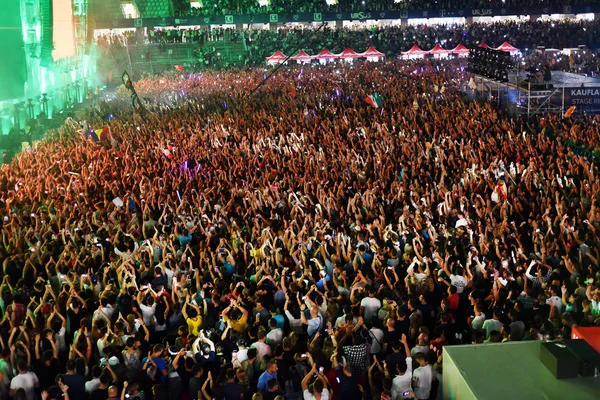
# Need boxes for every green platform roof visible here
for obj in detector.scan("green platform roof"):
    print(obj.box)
[443,341,600,400]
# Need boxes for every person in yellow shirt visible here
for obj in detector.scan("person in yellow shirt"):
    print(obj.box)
[182,297,206,337]
[222,299,249,334]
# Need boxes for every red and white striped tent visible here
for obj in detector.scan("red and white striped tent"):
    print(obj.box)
[429,44,449,58]
[266,50,287,65]
[315,48,338,64]
[291,50,313,63]
[401,44,428,59]
[496,41,521,54]
[479,41,491,49]
[337,48,362,60]
[451,43,470,56]
[361,46,386,61]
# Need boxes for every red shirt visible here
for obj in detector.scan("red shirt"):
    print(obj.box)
[448,294,459,311]
[326,367,341,400]
[7,303,26,326]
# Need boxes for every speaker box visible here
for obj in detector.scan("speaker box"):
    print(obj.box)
[541,341,579,379]
[541,340,600,379]
[564,339,600,378]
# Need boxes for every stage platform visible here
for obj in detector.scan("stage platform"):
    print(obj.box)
[508,71,600,88]
[470,70,600,116]
[443,341,600,400]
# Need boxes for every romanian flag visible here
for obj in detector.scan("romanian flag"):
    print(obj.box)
[564,105,576,118]
[365,93,383,108]
[174,65,184,73]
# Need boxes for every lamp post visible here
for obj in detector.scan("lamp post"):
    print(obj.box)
[13,103,23,131]
[26,98,34,119]
[40,93,49,118]
[65,84,72,108]
[74,80,81,104]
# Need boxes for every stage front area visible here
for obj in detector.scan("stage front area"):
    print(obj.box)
[443,341,600,400]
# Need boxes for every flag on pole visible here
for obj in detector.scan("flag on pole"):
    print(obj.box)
[564,105,576,118]
[365,93,383,108]
[174,65,184,73]
[290,83,297,97]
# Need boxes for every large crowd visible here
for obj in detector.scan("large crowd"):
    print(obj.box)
[245,20,600,64]
[173,0,600,16]
[96,20,600,71]
[1,57,600,400]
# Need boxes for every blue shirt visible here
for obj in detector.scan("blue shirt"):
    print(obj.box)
[141,356,167,384]
[257,370,277,391]
[316,275,331,292]
[178,233,192,247]
[224,262,236,277]
[273,314,285,330]
[361,252,374,268]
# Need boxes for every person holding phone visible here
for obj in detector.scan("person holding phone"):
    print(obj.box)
[336,364,362,400]
[391,334,413,400]
[301,356,330,400]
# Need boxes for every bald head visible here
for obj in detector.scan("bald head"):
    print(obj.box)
[108,386,119,397]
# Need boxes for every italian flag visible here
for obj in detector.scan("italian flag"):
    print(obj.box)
[365,93,383,108]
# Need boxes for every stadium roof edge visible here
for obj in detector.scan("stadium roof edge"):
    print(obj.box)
[93,4,600,29]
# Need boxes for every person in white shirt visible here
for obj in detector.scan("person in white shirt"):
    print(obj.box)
[410,333,430,358]
[92,300,115,323]
[360,287,382,323]
[284,297,304,333]
[266,318,284,348]
[301,362,330,400]
[10,360,39,400]
[482,309,504,340]
[469,305,486,331]
[391,334,413,400]
[369,323,385,355]
[137,289,157,326]
[232,339,249,368]
[85,366,102,393]
[251,331,271,363]
[450,268,467,294]
[159,264,174,290]
[547,286,563,314]
[334,306,357,328]
[413,352,433,400]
